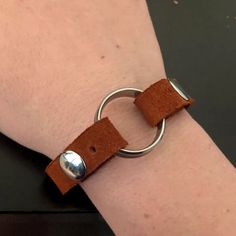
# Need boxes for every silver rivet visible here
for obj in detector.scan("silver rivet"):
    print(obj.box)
[59,150,86,180]
[168,78,190,101]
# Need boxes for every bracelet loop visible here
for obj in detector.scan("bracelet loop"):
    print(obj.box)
[94,87,166,158]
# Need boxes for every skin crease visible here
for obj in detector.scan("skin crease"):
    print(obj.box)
[0,1,235,235]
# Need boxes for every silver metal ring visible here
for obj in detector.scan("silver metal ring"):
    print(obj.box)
[94,87,166,158]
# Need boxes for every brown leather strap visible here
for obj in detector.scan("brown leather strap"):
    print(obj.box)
[45,79,193,194]
[134,79,193,127]
[46,117,128,194]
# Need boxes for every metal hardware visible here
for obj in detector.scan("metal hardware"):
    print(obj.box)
[168,78,190,101]
[94,87,166,158]
[59,150,86,179]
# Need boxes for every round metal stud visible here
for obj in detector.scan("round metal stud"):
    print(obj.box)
[59,150,87,179]
[168,78,190,101]
[94,87,166,158]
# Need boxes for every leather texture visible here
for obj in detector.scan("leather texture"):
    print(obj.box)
[46,117,128,194]
[134,79,193,127]
[45,79,193,194]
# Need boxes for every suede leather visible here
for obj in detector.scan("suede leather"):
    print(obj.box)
[45,79,193,194]
[134,79,193,127]
[45,117,128,194]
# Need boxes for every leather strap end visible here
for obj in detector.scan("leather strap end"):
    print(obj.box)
[45,156,77,194]
[45,117,128,194]
[134,79,193,127]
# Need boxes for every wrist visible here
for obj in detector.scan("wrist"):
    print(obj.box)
[41,68,166,159]
[39,50,166,159]
[45,77,196,195]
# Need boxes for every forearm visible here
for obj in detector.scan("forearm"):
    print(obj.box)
[0,0,165,156]
[0,1,235,235]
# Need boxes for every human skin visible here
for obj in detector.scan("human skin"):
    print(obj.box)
[0,1,235,235]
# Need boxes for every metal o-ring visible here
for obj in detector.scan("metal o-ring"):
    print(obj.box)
[94,87,166,158]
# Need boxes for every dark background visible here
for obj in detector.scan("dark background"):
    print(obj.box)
[0,0,235,235]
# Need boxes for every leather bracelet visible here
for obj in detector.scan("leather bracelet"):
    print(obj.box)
[45,78,193,194]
